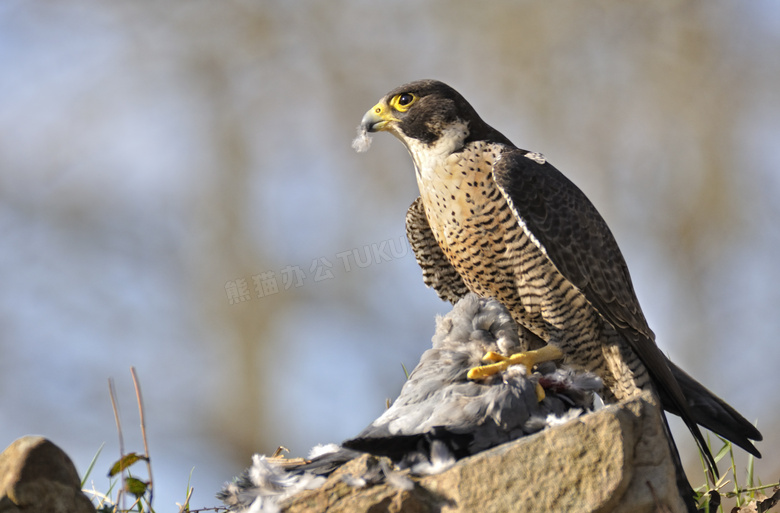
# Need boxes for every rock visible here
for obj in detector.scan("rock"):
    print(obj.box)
[280,392,689,513]
[0,436,96,513]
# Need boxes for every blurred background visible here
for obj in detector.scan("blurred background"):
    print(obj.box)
[1,0,778,508]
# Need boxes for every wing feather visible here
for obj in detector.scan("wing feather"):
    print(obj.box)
[406,197,470,303]
[491,149,716,473]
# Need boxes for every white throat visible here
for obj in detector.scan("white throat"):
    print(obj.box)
[402,121,470,180]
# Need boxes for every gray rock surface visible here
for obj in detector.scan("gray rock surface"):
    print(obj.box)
[281,392,688,513]
[0,436,95,513]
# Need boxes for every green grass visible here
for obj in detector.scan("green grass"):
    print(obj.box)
[694,435,779,512]
[79,368,226,513]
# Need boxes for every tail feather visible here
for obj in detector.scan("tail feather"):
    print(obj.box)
[662,358,762,457]
[660,411,700,513]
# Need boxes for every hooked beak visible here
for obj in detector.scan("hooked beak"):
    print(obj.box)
[360,102,399,133]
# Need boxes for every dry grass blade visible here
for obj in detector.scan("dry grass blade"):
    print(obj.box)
[108,377,127,511]
[131,366,153,511]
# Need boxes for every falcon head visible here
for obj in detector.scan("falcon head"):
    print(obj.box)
[359,80,511,150]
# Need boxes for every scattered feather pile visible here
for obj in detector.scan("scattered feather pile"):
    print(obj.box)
[218,294,602,512]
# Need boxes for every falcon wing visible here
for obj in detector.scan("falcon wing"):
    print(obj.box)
[406,196,470,304]
[491,149,717,471]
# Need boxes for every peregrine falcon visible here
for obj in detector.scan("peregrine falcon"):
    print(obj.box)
[218,295,602,511]
[356,80,761,476]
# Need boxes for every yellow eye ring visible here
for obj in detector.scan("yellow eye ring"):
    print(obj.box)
[390,93,417,112]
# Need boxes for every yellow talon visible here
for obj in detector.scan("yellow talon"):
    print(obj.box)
[481,351,506,363]
[467,361,510,380]
[534,383,546,402]
[467,345,565,402]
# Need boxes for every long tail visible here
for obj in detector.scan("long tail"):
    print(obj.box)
[661,410,700,513]
[660,358,762,457]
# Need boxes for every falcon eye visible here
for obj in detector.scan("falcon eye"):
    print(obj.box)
[391,93,417,112]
